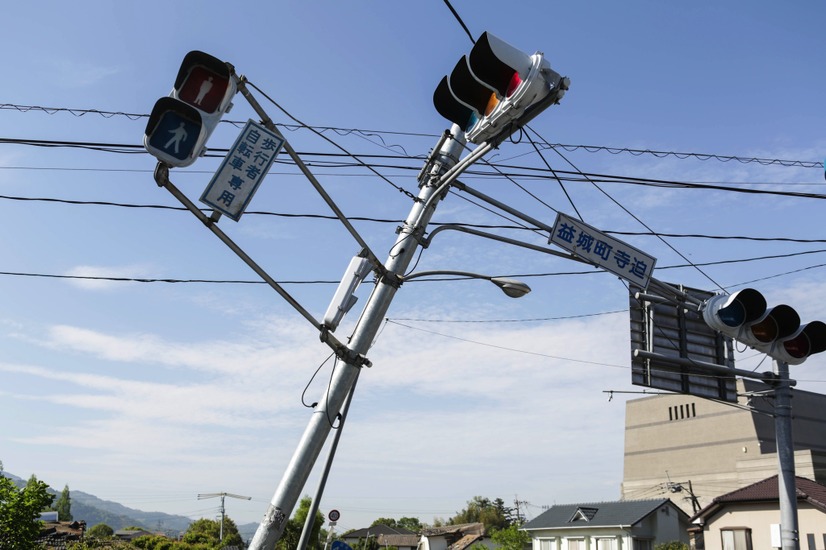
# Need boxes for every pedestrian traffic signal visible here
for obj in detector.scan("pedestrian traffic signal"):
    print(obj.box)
[433,32,568,144]
[144,50,236,168]
[702,288,826,364]
[144,98,205,167]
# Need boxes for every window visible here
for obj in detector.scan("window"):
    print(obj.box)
[596,538,616,550]
[721,528,752,550]
[538,538,554,550]
[567,539,584,550]
[633,539,652,550]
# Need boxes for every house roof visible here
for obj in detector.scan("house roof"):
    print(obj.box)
[692,475,826,522]
[378,534,421,547]
[422,522,485,537]
[343,524,417,539]
[522,499,684,529]
[449,533,485,550]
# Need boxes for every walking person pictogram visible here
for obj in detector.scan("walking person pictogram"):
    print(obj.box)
[164,121,189,154]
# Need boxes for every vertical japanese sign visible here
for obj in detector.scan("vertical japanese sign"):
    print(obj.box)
[200,119,285,221]
[549,212,656,289]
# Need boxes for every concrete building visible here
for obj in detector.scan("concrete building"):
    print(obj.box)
[622,378,826,515]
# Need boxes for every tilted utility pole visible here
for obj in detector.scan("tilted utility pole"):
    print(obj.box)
[248,126,468,550]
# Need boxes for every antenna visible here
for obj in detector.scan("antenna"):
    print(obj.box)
[197,492,252,541]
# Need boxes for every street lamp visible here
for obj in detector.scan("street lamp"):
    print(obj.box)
[402,270,531,298]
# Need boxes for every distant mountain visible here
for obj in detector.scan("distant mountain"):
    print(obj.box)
[3,471,257,539]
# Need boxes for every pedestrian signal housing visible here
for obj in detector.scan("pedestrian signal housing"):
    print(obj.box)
[144,50,236,167]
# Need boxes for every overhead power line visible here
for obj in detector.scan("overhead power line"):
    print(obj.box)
[2,137,824,202]
[2,193,825,243]
[1,102,822,168]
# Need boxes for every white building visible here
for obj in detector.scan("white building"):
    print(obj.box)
[521,499,690,550]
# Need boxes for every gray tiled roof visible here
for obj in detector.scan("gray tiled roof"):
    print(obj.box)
[522,499,676,529]
[343,524,417,538]
[378,534,421,547]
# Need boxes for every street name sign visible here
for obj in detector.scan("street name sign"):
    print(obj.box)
[550,212,656,289]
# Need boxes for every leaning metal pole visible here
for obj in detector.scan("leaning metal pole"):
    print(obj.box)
[774,359,800,550]
[248,126,467,550]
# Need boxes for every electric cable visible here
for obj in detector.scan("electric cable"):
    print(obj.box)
[2,102,822,168]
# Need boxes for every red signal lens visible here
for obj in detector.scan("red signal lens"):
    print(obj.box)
[783,335,810,359]
[505,72,522,97]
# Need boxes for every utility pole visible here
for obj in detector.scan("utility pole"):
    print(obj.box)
[143,40,569,550]
[197,492,252,542]
[248,126,468,550]
[774,359,800,550]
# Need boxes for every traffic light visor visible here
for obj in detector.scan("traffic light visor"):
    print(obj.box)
[782,321,826,359]
[748,305,799,343]
[713,288,767,327]
[468,32,532,98]
[433,76,478,131]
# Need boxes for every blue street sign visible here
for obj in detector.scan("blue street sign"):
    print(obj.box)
[146,110,202,163]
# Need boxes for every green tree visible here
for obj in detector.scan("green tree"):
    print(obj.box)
[54,484,73,521]
[0,467,55,550]
[276,496,326,550]
[86,523,114,539]
[490,524,530,550]
[448,496,511,531]
[397,517,423,533]
[68,539,135,550]
[132,534,179,550]
[654,543,689,550]
[178,516,243,549]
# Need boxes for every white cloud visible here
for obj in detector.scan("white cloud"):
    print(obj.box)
[48,60,120,89]
[63,264,155,291]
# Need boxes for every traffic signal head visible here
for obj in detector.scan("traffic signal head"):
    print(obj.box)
[433,32,568,144]
[774,321,826,364]
[144,50,236,167]
[143,97,206,167]
[702,288,826,364]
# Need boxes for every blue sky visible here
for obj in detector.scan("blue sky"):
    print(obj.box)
[2,0,826,533]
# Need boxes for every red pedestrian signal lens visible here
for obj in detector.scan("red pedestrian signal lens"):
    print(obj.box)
[177,66,230,114]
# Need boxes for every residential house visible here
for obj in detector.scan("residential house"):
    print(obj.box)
[419,522,494,550]
[341,524,418,549]
[521,499,690,550]
[689,475,826,550]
